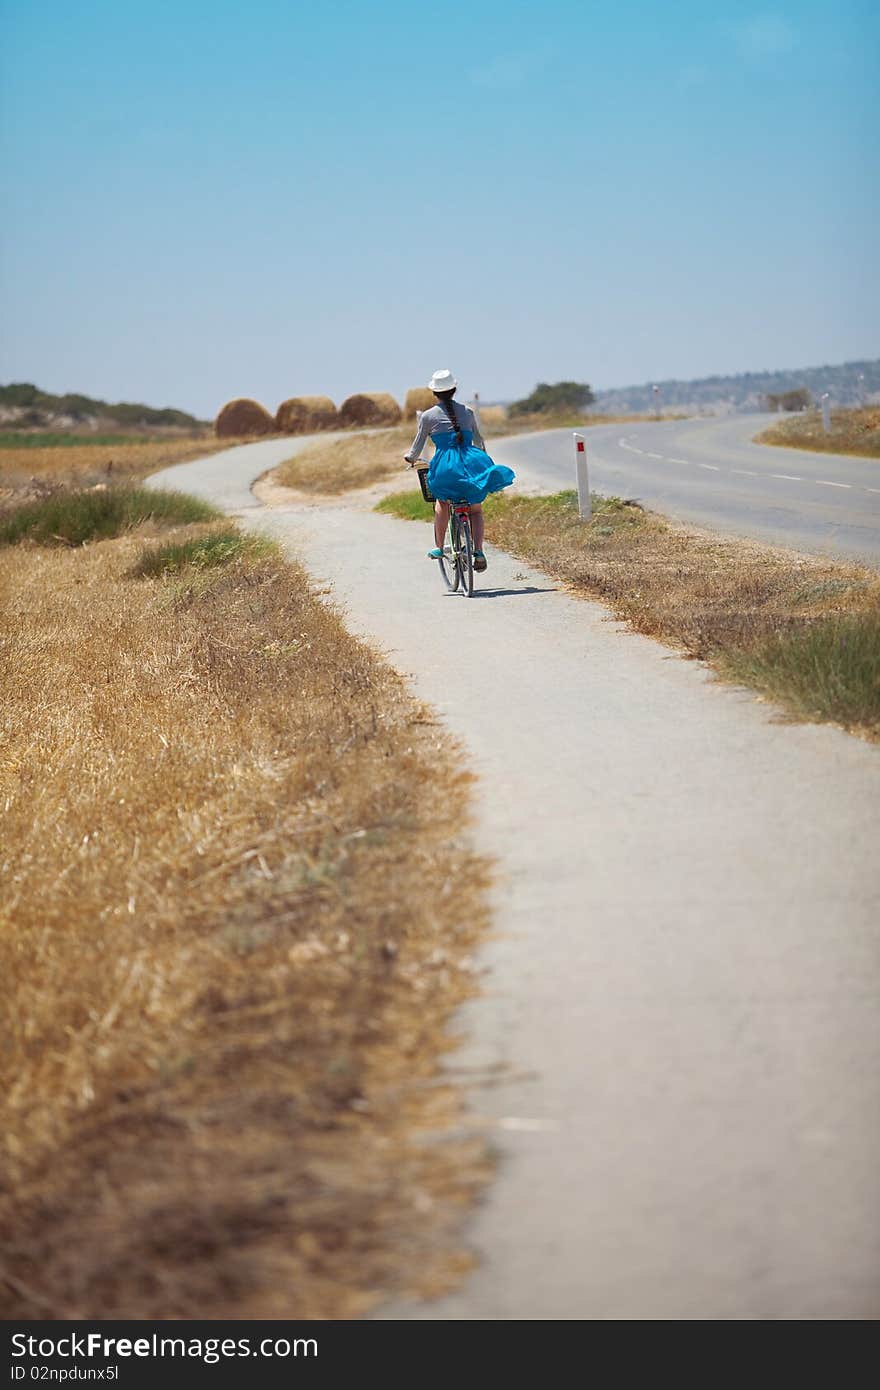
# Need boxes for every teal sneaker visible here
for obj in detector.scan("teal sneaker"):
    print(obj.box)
[474,550,488,572]
[427,547,444,559]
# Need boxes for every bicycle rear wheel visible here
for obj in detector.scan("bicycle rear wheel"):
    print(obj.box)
[457,514,474,597]
[438,511,459,592]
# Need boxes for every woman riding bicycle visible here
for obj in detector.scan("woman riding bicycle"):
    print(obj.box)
[404,369,515,572]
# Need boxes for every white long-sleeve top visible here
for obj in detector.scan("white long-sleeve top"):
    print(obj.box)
[406,400,485,461]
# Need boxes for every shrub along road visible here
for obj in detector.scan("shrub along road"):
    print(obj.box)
[150,439,880,1319]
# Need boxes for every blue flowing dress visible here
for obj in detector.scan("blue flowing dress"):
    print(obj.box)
[427,429,515,504]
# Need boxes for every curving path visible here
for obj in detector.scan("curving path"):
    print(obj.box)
[149,435,880,1320]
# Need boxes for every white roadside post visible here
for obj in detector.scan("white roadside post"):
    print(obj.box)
[574,433,591,519]
[469,391,486,443]
[821,392,831,434]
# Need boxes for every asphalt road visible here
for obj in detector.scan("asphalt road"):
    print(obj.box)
[149,440,880,1319]
[490,414,880,565]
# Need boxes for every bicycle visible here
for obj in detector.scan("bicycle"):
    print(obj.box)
[412,462,475,597]
[438,498,475,597]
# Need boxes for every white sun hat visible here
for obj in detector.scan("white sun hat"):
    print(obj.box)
[428,368,458,392]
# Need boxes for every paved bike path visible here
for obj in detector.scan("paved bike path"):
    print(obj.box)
[150,443,880,1319]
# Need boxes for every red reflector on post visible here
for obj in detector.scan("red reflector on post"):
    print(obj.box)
[576,440,585,452]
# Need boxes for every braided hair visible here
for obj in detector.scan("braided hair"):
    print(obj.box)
[435,388,465,450]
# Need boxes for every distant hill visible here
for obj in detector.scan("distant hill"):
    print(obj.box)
[592,359,880,416]
[0,383,207,433]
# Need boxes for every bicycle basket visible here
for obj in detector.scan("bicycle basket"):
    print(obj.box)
[417,467,434,504]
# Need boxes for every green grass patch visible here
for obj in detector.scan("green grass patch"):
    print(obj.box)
[486,489,657,543]
[375,490,433,521]
[374,487,647,531]
[720,612,880,733]
[0,487,220,547]
[133,529,277,576]
[0,432,147,449]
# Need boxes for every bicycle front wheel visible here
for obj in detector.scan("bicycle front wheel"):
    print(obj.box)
[457,514,474,597]
[438,511,459,592]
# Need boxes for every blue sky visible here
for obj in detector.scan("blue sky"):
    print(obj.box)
[1,0,877,416]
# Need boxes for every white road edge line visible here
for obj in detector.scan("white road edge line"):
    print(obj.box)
[607,441,865,499]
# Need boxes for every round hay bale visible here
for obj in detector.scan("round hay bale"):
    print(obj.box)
[215,398,275,438]
[339,392,402,428]
[275,395,339,434]
[404,387,435,420]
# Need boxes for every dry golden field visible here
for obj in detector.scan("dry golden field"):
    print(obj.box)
[489,409,674,434]
[757,405,880,458]
[273,426,414,493]
[0,509,490,1318]
[0,436,234,507]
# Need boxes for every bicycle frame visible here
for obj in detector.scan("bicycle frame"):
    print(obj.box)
[407,463,476,596]
[442,501,474,597]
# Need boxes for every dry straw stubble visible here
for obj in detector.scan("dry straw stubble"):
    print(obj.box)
[0,438,228,505]
[0,514,491,1318]
[272,425,414,494]
[757,405,880,459]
